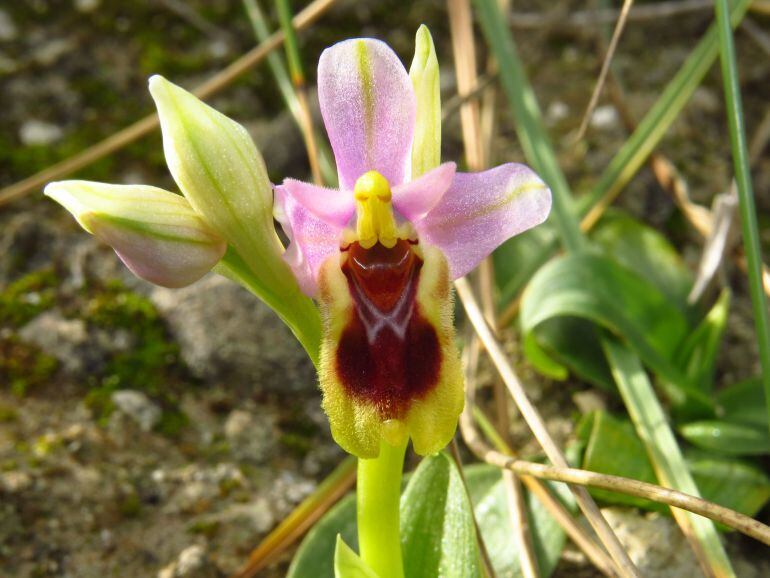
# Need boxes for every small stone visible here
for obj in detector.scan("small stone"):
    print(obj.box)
[112,390,162,432]
[546,101,569,124]
[19,119,64,146]
[572,390,606,414]
[19,312,89,374]
[74,0,101,12]
[589,105,619,130]
[0,9,17,42]
[157,544,221,578]
[602,508,701,577]
[223,408,274,462]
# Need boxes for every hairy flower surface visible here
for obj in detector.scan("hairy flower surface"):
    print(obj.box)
[275,37,551,458]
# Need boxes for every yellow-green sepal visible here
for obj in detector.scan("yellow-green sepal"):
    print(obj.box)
[409,25,441,179]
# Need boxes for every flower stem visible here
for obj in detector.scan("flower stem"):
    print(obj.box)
[357,438,407,578]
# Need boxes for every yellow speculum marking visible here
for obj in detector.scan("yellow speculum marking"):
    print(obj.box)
[352,170,402,249]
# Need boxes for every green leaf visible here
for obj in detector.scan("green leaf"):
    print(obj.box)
[465,465,568,577]
[334,536,379,578]
[400,453,482,578]
[674,290,730,394]
[493,225,558,307]
[680,420,770,456]
[520,252,711,410]
[716,377,768,428]
[590,211,692,311]
[579,410,770,517]
[287,495,357,578]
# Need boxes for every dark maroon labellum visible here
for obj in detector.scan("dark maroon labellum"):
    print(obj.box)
[337,240,441,418]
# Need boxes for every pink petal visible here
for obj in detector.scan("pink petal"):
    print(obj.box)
[392,162,456,222]
[274,185,343,296]
[318,38,416,191]
[281,178,355,227]
[415,164,552,279]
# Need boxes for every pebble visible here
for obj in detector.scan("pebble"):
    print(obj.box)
[19,119,64,146]
[112,390,162,432]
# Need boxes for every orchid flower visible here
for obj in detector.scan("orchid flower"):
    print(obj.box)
[274,36,551,459]
[44,28,550,465]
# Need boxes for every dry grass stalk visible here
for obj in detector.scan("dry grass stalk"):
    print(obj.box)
[573,0,635,143]
[455,277,641,578]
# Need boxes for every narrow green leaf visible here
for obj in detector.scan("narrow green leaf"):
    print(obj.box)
[472,0,585,253]
[400,453,481,578]
[334,536,379,578]
[680,420,770,456]
[715,0,770,433]
[674,290,731,394]
[602,339,736,577]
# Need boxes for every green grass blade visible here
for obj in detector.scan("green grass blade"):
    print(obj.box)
[603,339,736,578]
[241,0,336,184]
[275,0,305,86]
[472,0,585,253]
[714,0,770,432]
[582,0,752,217]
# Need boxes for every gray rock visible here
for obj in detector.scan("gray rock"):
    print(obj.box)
[223,407,275,463]
[111,390,162,432]
[150,275,315,392]
[0,9,17,42]
[19,119,64,146]
[19,312,89,374]
[18,310,135,375]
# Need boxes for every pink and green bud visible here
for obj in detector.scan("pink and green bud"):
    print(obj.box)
[44,181,226,288]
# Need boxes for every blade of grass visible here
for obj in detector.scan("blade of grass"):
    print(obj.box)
[274,0,324,185]
[230,455,357,578]
[602,339,735,578]
[580,0,753,231]
[241,0,336,185]
[473,0,737,574]
[472,0,585,254]
[456,277,640,578]
[714,0,770,433]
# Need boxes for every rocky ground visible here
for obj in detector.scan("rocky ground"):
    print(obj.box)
[2,0,770,577]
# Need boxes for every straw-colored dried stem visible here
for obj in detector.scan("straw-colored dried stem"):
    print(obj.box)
[455,277,640,578]
[0,0,338,208]
[574,0,634,143]
[461,337,617,578]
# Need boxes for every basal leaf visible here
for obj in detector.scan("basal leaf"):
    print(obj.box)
[400,453,482,578]
[680,420,770,456]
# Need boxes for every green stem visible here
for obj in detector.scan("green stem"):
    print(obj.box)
[357,438,407,578]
